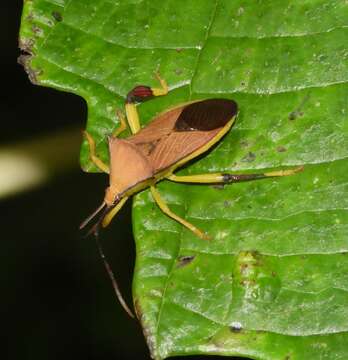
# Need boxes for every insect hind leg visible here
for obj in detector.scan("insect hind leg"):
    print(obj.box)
[167,166,304,184]
[150,186,210,240]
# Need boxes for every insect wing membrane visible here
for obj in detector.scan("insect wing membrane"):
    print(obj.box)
[175,99,237,131]
[126,98,237,175]
[131,99,237,172]
[148,130,221,171]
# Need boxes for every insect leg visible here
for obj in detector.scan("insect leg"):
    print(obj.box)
[112,110,128,138]
[101,196,129,228]
[125,73,169,134]
[167,166,304,184]
[150,186,210,240]
[152,71,169,96]
[83,131,110,173]
[125,103,141,134]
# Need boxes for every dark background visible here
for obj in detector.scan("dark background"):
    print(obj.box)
[3,3,247,359]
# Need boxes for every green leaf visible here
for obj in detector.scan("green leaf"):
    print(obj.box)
[19,1,348,359]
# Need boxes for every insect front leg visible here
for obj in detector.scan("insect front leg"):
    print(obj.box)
[111,109,128,138]
[150,186,210,240]
[101,196,129,228]
[83,131,110,173]
[167,166,303,184]
[125,72,169,134]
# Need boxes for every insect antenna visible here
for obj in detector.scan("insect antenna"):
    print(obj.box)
[94,228,135,318]
[80,202,135,318]
[79,201,107,230]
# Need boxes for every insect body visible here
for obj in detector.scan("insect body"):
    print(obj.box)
[81,73,303,315]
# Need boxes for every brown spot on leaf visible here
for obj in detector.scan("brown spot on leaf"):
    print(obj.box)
[224,200,231,208]
[241,151,256,162]
[240,264,251,276]
[240,139,249,148]
[26,12,34,22]
[17,54,41,84]
[289,93,310,120]
[32,25,43,35]
[52,11,63,22]
[276,145,287,153]
[177,255,195,268]
[288,112,297,120]
[18,38,34,55]
[18,36,42,84]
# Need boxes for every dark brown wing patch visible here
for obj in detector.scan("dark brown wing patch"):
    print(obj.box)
[174,98,238,132]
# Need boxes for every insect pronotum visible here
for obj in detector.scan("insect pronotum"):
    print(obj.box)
[81,73,303,317]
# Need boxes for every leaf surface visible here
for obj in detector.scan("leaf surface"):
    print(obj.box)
[19,1,348,359]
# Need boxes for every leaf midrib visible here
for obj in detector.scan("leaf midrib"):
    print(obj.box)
[153,0,219,352]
